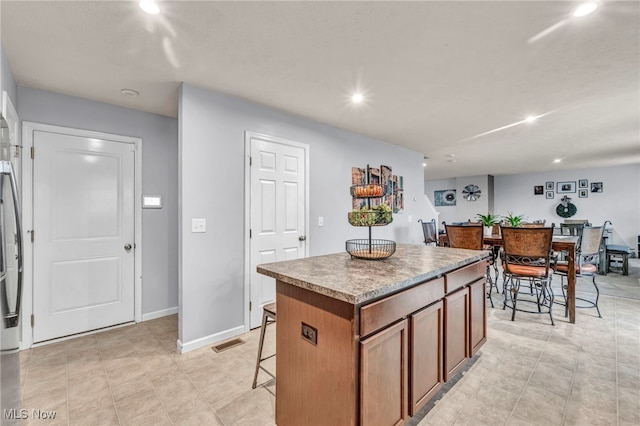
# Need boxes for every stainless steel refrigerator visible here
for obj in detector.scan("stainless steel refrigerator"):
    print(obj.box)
[0,111,23,423]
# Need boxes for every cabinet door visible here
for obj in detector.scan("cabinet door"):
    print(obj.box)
[360,319,408,426]
[469,277,487,355]
[444,287,469,381]
[409,300,443,416]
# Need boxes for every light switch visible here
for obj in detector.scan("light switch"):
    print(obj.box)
[192,218,206,233]
[408,215,413,222]
[142,195,162,209]
[318,216,324,227]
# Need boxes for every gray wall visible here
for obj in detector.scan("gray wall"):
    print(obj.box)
[17,86,179,316]
[1,44,17,107]
[179,83,429,347]
[427,164,640,250]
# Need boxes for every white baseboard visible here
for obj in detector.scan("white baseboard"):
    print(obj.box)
[177,325,245,354]
[142,306,178,322]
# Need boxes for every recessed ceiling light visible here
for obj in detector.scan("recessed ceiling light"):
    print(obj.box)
[446,153,455,157]
[553,158,562,163]
[351,93,364,104]
[573,2,598,17]
[139,1,160,15]
[121,88,140,97]
[446,159,457,163]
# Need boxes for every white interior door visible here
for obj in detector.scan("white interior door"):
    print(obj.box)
[32,130,135,342]
[249,134,307,328]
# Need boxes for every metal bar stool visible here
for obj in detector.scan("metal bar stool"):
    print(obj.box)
[252,302,276,389]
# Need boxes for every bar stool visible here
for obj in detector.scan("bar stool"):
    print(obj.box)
[252,302,276,389]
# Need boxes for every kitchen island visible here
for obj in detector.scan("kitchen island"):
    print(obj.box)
[257,244,489,426]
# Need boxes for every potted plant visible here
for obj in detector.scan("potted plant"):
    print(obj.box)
[476,212,499,237]
[504,212,525,227]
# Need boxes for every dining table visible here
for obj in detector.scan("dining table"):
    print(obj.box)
[439,233,580,323]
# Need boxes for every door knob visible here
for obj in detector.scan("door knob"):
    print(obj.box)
[124,243,132,251]
[298,235,306,241]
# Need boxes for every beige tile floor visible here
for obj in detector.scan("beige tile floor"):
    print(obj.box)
[17,259,639,425]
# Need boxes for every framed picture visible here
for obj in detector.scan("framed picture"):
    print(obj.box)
[556,181,576,193]
[579,189,588,198]
[434,189,456,206]
[545,181,554,191]
[534,185,544,195]
[578,179,588,188]
[546,191,554,199]
[591,182,603,193]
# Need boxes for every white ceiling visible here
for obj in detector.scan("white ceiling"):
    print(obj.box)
[2,1,639,180]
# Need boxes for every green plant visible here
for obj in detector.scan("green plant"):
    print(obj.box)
[476,212,499,227]
[504,212,525,227]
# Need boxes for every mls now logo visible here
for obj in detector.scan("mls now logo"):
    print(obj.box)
[4,409,57,420]
[3,409,28,420]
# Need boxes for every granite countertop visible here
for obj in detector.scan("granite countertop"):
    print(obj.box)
[257,244,489,305]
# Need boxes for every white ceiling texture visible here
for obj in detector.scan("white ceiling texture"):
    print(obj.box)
[1,1,638,180]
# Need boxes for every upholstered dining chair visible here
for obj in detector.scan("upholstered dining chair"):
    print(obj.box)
[501,225,556,325]
[554,224,605,318]
[521,221,546,228]
[556,223,586,262]
[560,223,585,237]
[418,218,438,246]
[444,224,495,307]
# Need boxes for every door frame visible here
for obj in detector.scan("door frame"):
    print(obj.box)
[243,131,310,332]
[20,121,143,349]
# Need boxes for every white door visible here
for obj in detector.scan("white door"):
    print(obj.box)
[249,134,307,328]
[32,130,135,342]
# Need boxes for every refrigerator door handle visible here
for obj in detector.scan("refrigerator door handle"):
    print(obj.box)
[0,161,22,328]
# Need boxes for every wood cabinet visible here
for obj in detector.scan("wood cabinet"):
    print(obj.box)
[444,287,469,381]
[360,319,409,426]
[409,300,443,415]
[273,258,487,426]
[469,277,487,355]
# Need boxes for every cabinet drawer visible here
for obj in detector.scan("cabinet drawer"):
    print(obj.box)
[360,277,444,337]
[445,261,486,294]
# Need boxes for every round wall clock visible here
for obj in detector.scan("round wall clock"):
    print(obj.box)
[462,184,481,201]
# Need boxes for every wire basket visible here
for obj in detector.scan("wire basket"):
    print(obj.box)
[346,239,396,260]
[350,184,388,198]
[348,210,393,226]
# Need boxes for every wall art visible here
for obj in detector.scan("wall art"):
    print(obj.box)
[557,181,576,193]
[434,189,456,206]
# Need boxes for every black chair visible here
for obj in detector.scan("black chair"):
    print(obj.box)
[444,224,495,307]
[555,225,606,318]
[418,219,438,246]
[501,225,556,325]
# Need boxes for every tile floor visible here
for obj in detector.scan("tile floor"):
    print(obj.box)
[16,259,640,425]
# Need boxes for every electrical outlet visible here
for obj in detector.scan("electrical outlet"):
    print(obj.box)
[301,322,317,345]
[192,218,206,233]
[318,216,324,227]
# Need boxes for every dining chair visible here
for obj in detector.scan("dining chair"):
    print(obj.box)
[560,223,585,237]
[501,225,556,325]
[444,224,495,307]
[521,221,546,228]
[418,218,438,246]
[556,223,586,261]
[554,224,605,318]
